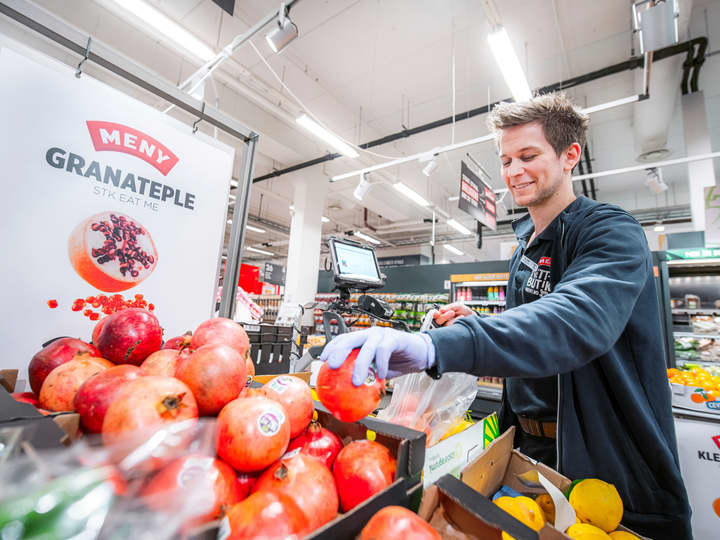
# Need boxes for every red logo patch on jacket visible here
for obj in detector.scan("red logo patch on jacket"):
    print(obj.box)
[538,257,552,267]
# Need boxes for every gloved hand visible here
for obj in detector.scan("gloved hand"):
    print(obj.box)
[320,326,435,386]
[433,302,474,326]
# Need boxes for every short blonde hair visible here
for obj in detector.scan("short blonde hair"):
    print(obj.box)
[487,93,589,156]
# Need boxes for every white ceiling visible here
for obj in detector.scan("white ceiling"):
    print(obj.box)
[9,0,720,264]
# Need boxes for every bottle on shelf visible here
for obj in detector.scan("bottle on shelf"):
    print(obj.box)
[498,286,505,301]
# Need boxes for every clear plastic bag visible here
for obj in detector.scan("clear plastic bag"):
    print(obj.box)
[377,371,478,446]
[0,419,221,540]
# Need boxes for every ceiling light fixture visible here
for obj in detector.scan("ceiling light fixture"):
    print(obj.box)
[422,159,438,177]
[321,216,330,223]
[246,225,266,233]
[487,27,532,102]
[393,182,430,207]
[109,0,215,61]
[444,244,464,256]
[644,168,668,194]
[265,2,299,54]
[296,114,359,158]
[353,231,381,245]
[447,219,472,235]
[654,225,665,232]
[353,173,371,201]
[246,246,273,256]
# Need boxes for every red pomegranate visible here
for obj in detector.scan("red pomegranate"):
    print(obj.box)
[359,506,442,540]
[11,392,40,407]
[96,308,163,365]
[216,396,290,473]
[38,356,112,412]
[142,455,243,527]
[253,451,339,531]
[262,375,314,438]
[68,211,158,292]
[74,364,143,433]
[286,420,343,468]
[224,490,309,540]
[175,344,246,416]
[316,349,385,422]
[29,337,100,395]
[190,317,249,356]
[333,440,396,512]
[102,375,198,443]
[92,316,109,345]
[140,348,186,377]
[236,473,257,499]
[162,332,192,350]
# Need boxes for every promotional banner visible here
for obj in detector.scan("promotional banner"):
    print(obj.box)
[458,161,496,230]
[674,415,720,539]
[0,46,234,375]
[705,186,720,246]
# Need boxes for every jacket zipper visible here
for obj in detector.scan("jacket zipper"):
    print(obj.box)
[556,219,566,472]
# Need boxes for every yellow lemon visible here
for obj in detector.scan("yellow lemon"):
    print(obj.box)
[569,479,623,532]
[494,496,534,530]
[535,493,555,524]
[608,531,641,539]
[567,523,611,539]
[515,496,546,531]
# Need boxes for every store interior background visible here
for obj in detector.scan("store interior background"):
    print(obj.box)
[6,0,719,311]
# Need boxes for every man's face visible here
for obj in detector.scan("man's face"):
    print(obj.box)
[498,122,567,208]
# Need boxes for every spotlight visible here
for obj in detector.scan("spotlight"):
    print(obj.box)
[265,2,298,54]
[644,168,668,194]
[422,159,438,177]
[354,173,371,201]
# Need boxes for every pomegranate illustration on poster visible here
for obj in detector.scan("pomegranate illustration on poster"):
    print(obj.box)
[0,45,234,375]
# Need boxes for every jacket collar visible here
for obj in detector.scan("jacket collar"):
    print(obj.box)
[511,196,589,243]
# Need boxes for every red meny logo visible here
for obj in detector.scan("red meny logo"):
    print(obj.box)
[713,435,720,450]
[86,121,179,176]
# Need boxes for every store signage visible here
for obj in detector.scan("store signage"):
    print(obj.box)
[667,247,720,260]
[377,254,428,267]
[0,46,234,373]
[458,161,496,230]
[263,262,286,286]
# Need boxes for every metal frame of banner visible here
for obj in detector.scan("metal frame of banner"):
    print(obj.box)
[0,0,258,319]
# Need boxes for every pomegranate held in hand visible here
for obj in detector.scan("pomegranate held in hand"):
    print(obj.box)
[262,375,314,438]
[142,455,243,527]
[102,375,198,443]
[175,344,247,415]
[191,317,249,356]
[223,490,309,540]
[286,420,343,468]
[162,332,192,350]
[253,451,338,531]
[68,211,157,292]
[74,364,143,433]
[140,348,187,377]
[216,396,290,473]
[96,308,163,365]
[359,506,442,540]
[333,439,396,512]
[39,356,112,412]
[317,348,385,422]
[29,337,100,395]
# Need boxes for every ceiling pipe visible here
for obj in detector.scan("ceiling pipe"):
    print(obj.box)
[253,37,708,184]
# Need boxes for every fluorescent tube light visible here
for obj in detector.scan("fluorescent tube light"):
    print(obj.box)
[444,244,464,256]
[247,246,273,256]
[393,182,430,207]
[422,159,438,176]
[487,27,532,102]
[109,0,215,61]
[246,225,266,233]
[296,114,359,158]
[654,225,665,232]
[447,219,472,235]
[321,216,330,223]
[289,205,295,210]
[581,94,641,114]
[354,231,381,245]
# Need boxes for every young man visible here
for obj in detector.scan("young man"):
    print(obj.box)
[321,93,691,538]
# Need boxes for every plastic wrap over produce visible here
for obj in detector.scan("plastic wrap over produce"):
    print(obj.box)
[377,372,478,446]
[0,419,223,540]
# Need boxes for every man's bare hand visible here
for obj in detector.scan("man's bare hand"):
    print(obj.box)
[433,303,474,326]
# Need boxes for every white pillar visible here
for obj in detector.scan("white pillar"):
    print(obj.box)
[284,174,328,322]
[682,92,716,231]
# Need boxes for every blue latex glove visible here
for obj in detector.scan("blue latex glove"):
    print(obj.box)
[320,326,436,386]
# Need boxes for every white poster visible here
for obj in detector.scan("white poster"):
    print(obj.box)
[0,46,234,375]
[674,415,720,539]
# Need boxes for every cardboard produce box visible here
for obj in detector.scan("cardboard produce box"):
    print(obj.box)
[461,427,647,539]
[669,381,720,415]
[418,474,538,540]
[423,413,500,487]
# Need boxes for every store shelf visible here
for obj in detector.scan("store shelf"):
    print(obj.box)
[674,332,720,340]
[456,280,508,287]
[672,308,720,315]
[465,300,506,306]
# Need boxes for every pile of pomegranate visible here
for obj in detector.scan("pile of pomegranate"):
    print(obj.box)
[13,311,437,539]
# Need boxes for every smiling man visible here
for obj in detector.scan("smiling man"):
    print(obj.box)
[321,93,691,538]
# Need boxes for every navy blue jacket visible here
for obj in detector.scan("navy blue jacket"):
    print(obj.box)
[428,197,691,539]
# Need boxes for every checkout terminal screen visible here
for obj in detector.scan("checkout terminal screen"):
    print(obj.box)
[333,241,381,283]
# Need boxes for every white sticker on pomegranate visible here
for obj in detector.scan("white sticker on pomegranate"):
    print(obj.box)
[267,376,292,394]
[364,368,378,386]
[257,407,286,437]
